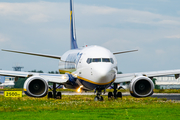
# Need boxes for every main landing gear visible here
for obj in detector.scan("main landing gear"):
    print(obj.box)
[94,84,122,101]
[108,83,122,99]
[48,83,62,99]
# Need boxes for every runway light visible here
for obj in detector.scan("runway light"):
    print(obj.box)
[77,85,83,93]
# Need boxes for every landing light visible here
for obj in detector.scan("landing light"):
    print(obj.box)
[61,75,67,79]
[72,74,78,78]
[77,85,83,93]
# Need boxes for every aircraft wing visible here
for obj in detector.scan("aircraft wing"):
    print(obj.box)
[114,69,180,83]
[0,70,69,84]
[0,70,31,77]
[2,49,61,59]
[39,73,69,83]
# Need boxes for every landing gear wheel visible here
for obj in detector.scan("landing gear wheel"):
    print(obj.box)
[56,92,62,99]
[94,88,104,101]
[94,96,99,101]
[47,92,53,99]
[99,96,103,101]
[108,92,113,99]
[117,92,122,99]
[48,83,63,99]
[112,83,123,99]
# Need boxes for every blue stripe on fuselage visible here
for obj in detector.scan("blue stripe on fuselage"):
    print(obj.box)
[78,79,113,90]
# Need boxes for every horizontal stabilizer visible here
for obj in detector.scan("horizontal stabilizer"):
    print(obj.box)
[113,49,138,55]
[2,49,61,59]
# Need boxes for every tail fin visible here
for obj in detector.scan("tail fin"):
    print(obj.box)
[70,0,78,49]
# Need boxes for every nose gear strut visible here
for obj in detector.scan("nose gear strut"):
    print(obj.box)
[94,88,104,101]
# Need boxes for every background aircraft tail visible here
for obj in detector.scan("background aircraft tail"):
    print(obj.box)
[70,0,78,49]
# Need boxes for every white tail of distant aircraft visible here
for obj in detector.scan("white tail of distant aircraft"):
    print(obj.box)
[1,0,180,100]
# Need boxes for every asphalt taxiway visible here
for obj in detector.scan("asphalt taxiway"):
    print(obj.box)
[151,93,180,100]
[62,92,180,100]
[0,91,180,100]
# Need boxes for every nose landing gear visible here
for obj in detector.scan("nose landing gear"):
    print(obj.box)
[94,88,104,101]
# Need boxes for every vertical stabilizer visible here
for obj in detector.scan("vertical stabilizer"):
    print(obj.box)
[70,0,78,49]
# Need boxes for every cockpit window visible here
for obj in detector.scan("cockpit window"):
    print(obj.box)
[92,58,101,62]
[102,58,110,62]
[87,58,92,64]
[110,58,114,64]
[87,58,114,64]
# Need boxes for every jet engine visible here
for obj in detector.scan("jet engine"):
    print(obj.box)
[129,76,154,98]
[23,76,48,97]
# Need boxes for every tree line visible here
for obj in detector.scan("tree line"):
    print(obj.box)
[14,70,59,88]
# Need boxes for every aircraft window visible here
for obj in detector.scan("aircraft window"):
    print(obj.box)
[87,58,92,64]
[76,53,83,64]
[87,58,113,64]
[102,58,110,62]
[110,58,114,64]
[92,58,101,62]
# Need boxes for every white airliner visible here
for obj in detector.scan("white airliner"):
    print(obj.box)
[0,77,14,87]
[1,0,180,101]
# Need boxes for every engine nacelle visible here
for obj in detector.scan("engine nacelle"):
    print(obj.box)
[129,76,154,98]
[23,76,48,97]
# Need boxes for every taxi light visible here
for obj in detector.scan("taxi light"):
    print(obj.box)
[72,74,78,78]
[62,75,67,79]
[77,85,83,93]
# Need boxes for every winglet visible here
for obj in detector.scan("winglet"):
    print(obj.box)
[70,0,78,49]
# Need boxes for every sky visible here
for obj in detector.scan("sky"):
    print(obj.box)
[0,0,180,73]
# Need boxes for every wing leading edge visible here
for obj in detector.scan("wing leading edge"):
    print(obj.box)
[2,49,61,60]
[113,49,138,55]
[114,69,180,83]
[0,70,69,84]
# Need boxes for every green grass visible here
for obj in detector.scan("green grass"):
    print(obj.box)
[0,95,180,120]
[153,89,180,93]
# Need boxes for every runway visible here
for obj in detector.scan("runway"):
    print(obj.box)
[1,91,180,100]
[62,92,180,100]
[151,93,180,100]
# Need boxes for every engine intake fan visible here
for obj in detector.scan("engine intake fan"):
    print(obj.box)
[129,76,154,98]
[23,76,48,97]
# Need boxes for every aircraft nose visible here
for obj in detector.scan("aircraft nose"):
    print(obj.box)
[92,64,116,84]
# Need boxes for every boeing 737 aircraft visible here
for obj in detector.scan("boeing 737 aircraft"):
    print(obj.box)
[1,0,180,101]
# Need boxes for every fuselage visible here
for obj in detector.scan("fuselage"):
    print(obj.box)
[59,45,118,90]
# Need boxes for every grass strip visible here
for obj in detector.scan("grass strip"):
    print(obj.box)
[0,95,180,119]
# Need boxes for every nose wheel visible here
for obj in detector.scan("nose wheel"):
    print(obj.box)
[94,88,104,101]
[94,96,103,101]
